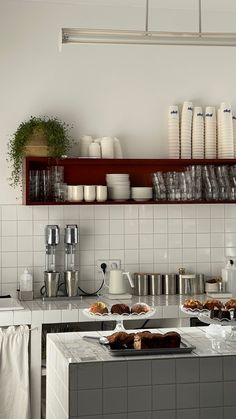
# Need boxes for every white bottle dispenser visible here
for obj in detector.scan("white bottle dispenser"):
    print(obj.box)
[20,268,33,292]
[222,258,236,295]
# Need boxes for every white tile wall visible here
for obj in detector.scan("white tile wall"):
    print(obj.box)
[0,203,236,295]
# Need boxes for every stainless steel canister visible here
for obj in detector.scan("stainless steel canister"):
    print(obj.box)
[195,274,205,294]
[133,273,149,296]
[43,271,60,297]
[177,274,196,294]
[64,270,79,297]
[149,273,162,295]
[163,274,177,295]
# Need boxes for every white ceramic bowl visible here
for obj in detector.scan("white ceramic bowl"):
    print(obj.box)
[131,187,153,201]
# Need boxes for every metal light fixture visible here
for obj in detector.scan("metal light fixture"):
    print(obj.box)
[61,0,236,47]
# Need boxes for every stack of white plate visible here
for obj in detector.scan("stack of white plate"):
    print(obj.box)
[219,102,234,159]
[168,105,180,158]
[106,174,130,200]
[192,106,204,159]
[232,110,236,158]
[180,101,193,159]
[205,106,216,159]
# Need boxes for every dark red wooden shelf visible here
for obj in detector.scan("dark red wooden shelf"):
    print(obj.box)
[23,157,236,206]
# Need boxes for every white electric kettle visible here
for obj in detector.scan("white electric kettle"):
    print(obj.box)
[105,269,134,295]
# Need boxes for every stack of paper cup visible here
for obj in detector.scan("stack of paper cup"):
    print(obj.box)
[220,102,234,159]
[217,109,222,158]
[232,110,236,158]
[205,106,216,159]
[180,101,193,159]
[192,107,204,159]
[168,105,180,158]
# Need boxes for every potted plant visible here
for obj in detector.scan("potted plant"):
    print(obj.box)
[8,116,73,188]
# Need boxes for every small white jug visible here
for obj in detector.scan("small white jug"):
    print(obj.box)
[107,270,134,294]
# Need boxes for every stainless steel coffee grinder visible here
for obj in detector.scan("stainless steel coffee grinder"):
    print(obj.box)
[41,225,60,297]
[64,224,79,297]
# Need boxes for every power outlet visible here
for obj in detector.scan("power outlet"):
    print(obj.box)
[96,259,121,272]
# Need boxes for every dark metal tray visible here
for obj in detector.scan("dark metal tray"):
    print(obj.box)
[105,339,196,356]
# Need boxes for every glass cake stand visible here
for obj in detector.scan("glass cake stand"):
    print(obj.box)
[180,305,236,341]
[83,308,156,332]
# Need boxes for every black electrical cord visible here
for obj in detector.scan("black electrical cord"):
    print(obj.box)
[78,263,107,297]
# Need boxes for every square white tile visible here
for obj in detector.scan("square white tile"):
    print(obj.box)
[139,249,153,264]
[168,233,182,248]
[154,219,168,234]
[183,233,196,248]
[110,219,124,235]
[183,248,196,263]
[196,248,210,263]
[168,219,182,234]
[197,233,210,248]
[2,221,17,237]
[109,205,124,219]
[154,234,167,249]
[94,206,109,220]
[182,205,196,219]
[183,219,196,234]
[94,220,109,235]
[211,219,224,233]
[139,205,153,219]
[33,206,49,220]
[139,234,153,249]
[197,219,210,233]
[109,235,124,250]
[210,204,224,219]
[168,204,182,218]
[80,206,94,220]
[154,249,168,264]
[153,205,168,219]
[125,235,139,249]
[1,205,17,221]
[139,219,153,234]
[125,219,138,234]
[17,206,33,221]
[124,205,139,219]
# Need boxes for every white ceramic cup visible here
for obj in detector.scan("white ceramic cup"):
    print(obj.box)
[101,137,114,158]
[96,185,107,202]
[84,185,96,202]
[67,185,74,201]
[73,185,83,201]
[67,185,83,201]
[79,135,93,157]
[89,142,101,158]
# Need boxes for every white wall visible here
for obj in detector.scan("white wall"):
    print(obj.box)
[0,0,236,295]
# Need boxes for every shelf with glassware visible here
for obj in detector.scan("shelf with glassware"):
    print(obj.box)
[23,156,236,205]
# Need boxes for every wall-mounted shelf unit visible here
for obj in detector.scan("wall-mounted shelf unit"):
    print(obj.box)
[23,157,236,205]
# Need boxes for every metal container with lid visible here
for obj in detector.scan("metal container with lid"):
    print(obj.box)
[133,273,149,296]
[163,274,177,295]
[149,273,162,295]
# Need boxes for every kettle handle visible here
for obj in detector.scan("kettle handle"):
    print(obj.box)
[123,271,134,288]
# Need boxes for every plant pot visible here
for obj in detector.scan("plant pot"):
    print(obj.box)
[24,128,49,157]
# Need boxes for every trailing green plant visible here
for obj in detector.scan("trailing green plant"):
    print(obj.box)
[7,116,73,188]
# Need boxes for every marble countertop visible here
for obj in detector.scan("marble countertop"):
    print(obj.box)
[0,294,207,326]
[47,326,236,364]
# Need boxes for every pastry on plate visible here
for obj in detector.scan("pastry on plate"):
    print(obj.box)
[111,303,130,315]
[183,299,203,310]
[131,303,151,314]
[89,301,109,315]
[203,299,223,310]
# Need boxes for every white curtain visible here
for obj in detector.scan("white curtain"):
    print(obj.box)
[0,325,31,419]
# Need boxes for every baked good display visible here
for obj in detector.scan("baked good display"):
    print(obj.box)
[183,299,203,310]
[203,299,223,310]
[210,307,220,319]
[134,331,181,350]
[225,299,236,309]
[106,332,135,349]
[131,303,151,314]
[89,301,109,315]
[218,309,231,320]
[111,303,130,315]
[107,330,181,350]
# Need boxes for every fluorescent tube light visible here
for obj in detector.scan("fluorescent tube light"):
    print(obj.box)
[61,28,236,47]
[60,0,236,48]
